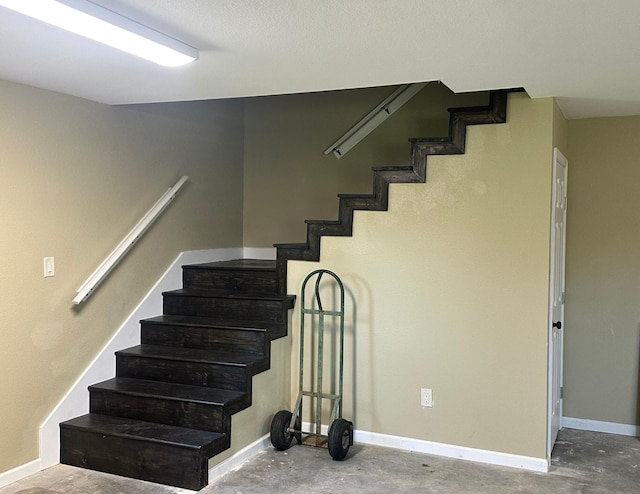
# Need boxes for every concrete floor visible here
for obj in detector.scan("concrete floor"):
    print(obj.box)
[2,429,638,493]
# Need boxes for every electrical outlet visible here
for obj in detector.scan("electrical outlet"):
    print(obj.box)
[420,388,433,407]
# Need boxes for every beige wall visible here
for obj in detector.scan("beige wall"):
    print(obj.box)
[287,93,555,459]
[209,335,291,468]
[565,115,640,425]
[243,83,487,247]
[0,80,244,473]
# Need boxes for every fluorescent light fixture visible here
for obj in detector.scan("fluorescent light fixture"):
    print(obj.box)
[0,0,198,66]
[324,82,429,158]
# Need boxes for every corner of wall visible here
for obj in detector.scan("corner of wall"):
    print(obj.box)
[553,98,569,157]
[0,460,42,490]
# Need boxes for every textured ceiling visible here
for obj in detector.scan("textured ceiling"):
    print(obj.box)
[1,0,639,118]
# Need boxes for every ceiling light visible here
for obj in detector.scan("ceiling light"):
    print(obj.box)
[0,0,198,67]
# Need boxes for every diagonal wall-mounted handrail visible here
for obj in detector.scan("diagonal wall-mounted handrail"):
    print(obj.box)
[72,176,188,305]
[323,82,429,158]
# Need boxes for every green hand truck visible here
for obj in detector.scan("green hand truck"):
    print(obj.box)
[270,269,353,460]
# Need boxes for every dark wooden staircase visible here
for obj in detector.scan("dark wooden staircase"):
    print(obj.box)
[274,89,514,293]
[59,88,516,490]
[60,260,294,490]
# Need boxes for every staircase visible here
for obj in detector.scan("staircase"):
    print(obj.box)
[60,259,294,490]
[274,89,513,292]
[59,88,515,490]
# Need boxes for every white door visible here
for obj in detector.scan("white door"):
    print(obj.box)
[548,148,568,457]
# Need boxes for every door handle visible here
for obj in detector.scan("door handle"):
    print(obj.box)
[553,321,562,329]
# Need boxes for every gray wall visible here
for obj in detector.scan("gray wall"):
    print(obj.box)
[565,115,640,426]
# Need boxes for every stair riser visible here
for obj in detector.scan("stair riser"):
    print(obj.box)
[141,323,267,355]
[116,357,254,392]
[163,295,289,324]
[90,391,232,432]
[183,267,277,294]
[60,427,217,490]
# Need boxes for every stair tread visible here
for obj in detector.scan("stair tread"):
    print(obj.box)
[163,288,295,302]
[371,165,414,171]
[408,136,452,143]
[62,413,225,449]
[273,242,308,249]
[117,344,265,366]
[91,377,246,405]
[447,103,491,113]
[142,314,273,332]
[336,193,376,199]
[304,219,341,225]
[185,259,276,271]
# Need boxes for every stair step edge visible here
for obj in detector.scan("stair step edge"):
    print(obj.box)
[408,136,452,143]
[184,259,276,271]
[337,193,376,199]
[61,414,225,449]
[90,378,246,405]
[371,165,415,172]
[305,219,341,225]
[162,288,295,302]
[273,242,309,250]
[116,345,266,366]
[141,315,273,332]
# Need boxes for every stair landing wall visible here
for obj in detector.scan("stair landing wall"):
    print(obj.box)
[287,93,556,461]
[207,336,290,469]
[243,83,488,247]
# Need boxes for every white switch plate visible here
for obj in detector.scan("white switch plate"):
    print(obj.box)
[44,257,55,277]
[421,388,433,407]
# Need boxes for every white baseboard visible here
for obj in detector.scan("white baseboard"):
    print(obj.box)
[206,422,549,488]
[562,416,639,436]
[0,460,41,489]
[297,422,547,473]
[355,429,548,472]
[208,434,271,482]
[38,248,243,470]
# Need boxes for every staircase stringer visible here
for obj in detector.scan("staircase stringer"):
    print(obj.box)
[275,89,520,294]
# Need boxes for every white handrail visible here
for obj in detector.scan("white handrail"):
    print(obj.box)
[323,82,429,158]
[72,176,188,305]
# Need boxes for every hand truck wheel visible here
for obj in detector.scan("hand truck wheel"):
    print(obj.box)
[270,410,296,451]
[328,418,353,460]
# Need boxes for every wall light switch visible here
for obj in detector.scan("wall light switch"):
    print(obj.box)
[44,257,55,277]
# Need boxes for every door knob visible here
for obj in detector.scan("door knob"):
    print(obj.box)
[553,321,562,329]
